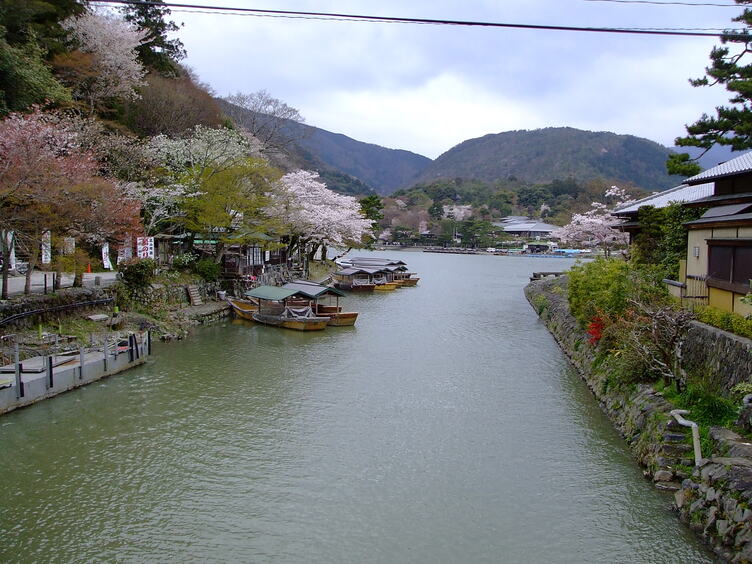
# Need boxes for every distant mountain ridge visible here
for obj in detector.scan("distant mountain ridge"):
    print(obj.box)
[413,127,685,191]
[220,101,741,196]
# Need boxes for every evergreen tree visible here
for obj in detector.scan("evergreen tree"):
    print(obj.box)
[669,1,752,175]
[120,0,186,74]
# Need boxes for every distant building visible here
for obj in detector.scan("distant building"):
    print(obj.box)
[493,217,560,239]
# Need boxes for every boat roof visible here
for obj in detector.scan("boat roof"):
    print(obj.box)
[282,280,346,299]
[245,285,298,301]
[347,257,407,266]
[337,266,386,274]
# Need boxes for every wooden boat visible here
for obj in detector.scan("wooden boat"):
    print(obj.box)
[230,286,330,331]
[333,268,376,292]
[283,280,359,327]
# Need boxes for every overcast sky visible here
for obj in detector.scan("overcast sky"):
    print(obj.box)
[169,0,740,159]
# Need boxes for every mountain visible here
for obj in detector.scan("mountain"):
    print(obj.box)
[218,100,431,196]
[413,127,685,191]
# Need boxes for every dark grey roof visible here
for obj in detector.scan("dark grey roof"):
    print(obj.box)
[685,211,752,227]
[686,151,752,184]
[701,202,752,218]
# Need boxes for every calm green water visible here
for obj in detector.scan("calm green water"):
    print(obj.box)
[0,252,713,563]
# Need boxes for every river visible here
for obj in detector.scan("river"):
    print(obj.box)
[0,251,713,563]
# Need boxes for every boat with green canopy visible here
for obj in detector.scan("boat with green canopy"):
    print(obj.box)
[283,280,359,326]
[227,285,330,331]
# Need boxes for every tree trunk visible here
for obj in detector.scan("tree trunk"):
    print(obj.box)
[1,239,9,300]
[23,239,40,295]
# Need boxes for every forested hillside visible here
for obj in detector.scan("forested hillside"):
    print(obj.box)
[415,127,685,191]
[218,99,431,196]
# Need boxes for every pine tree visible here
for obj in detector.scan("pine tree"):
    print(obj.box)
[120,0,186,75]
[669,1,752,175]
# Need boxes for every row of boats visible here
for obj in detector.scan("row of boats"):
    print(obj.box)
[333,257,420,292]
[226,257,420,331]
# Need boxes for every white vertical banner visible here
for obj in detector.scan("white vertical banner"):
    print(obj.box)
[41,231,52,264]
[136,237,155,259]
[4,231,16,270]
[63,237,75,255]
[101,243,113,270]
[117,236,132,265]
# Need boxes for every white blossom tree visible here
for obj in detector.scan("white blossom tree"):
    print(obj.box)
[61,10,147,109]
[552,186,634,257]
[271,170,374,260]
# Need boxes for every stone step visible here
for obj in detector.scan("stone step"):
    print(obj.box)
[664,432,689,443]
[660,443,693,457]
[655,481,682,492]
[186,285,204,306]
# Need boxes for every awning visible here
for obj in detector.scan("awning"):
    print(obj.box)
[245,286,298,301]
[283,280,345,299]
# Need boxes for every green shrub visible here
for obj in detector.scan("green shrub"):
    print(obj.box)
[568,258,631,325]
[675,384,737,427]
[192,258,220,282]
[117,258,156,292]
[172,252,198,270]
[532,294,549,315]
[696,305,752,340]
[568,259,671,327]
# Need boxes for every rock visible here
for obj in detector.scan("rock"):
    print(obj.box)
[655,481,681,492]
[675,489,687,509]
[711,427,743,443]
[718,519,731,537]
[733,507,747,523]
[654,470,674,482]
[726,498,740,516]
[735,528,752,547]
[706,505,719,532]
[664,432,688,443]
[690,498,707,514]
[729,442,752,459]
[707,487,718,502]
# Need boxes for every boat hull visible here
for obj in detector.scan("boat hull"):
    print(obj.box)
[374,282,398,291]
[251,312,329,331]
[334,282,375,292]
[400,278,419,287]
[325,311,358,326]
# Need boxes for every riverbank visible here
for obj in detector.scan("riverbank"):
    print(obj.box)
[526,276,752,563]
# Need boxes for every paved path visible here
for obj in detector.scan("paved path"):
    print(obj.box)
[2,271,119,297]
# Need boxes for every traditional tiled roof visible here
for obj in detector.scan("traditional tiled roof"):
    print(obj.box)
[612,183,714,216]
[502,221,558,233]
[686,151,752,184]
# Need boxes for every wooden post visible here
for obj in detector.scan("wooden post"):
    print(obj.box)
[147,330,151,356]
[79,347,85,380]
[103,338,109,372]
[14,341,22,399]
[47,355,53,389]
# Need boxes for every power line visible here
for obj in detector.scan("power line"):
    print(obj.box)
[91,0,748,38]
[584,0,740,7]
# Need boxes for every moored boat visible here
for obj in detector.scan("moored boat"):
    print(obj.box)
[283,280,359,326]
[230,286,330,331]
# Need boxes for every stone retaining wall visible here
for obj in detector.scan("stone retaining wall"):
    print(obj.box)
[525,276,752,563]
[683,321,752,395]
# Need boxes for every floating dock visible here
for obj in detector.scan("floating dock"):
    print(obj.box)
[0,332,150,416]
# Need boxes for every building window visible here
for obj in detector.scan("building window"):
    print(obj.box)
[707,240,752,293]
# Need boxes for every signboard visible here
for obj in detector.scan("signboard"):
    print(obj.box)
[63,237,75,255]
[117,236,132,265]
[41,231,51,264]
[101,243,113,270]
[136,237,155,259]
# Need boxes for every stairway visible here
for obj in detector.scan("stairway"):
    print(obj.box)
[186,285,204,306]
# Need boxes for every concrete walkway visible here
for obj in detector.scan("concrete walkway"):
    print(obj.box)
[2,271,119,297]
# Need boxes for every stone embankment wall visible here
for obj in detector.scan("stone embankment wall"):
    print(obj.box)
[526,276,752,563]
[0,287,114,330]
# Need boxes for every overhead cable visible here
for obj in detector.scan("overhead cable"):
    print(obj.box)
[91,0,748,38]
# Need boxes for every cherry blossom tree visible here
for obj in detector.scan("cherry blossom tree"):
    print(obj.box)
[272,170,374,260]
[0,108,142,295]
[552,186,634,257]
[60,9,146,110]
